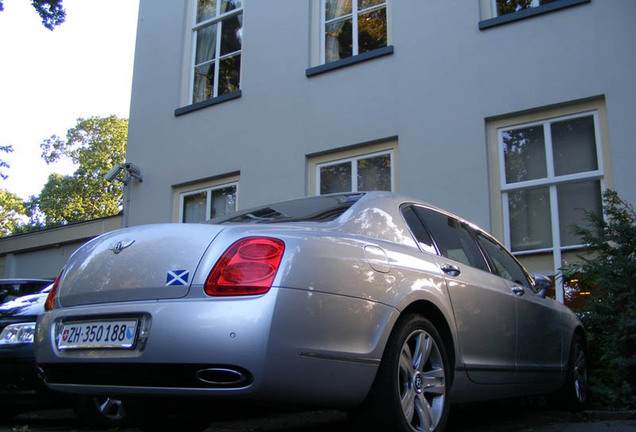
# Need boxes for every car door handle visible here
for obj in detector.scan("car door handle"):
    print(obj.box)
[441,264,461,277]
[511,286,525,297]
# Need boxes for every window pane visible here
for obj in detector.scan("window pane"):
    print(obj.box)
[416,208,489,272]
[325,18,353,63]
[195,25,217,65]
[551,115,598,176]
[183,192,207,223]
[359,0,385,11]
[358,7,387,55]
[197,0,217,23]
[477,234,530,288]
[193,63,215,103]
[508,187,552,251]
[325,0,352,21]
[502,126,547,184]
[557,180,602,247]
[210,185,237,219]
[320,162,352,194]
[357,153,391,191]
[496,0,534,16]
[221,0,242,14]
[220,13,242,56]
[218,54,240,95]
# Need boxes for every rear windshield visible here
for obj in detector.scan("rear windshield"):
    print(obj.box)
[0,281,51,304]
[210,193,364,224]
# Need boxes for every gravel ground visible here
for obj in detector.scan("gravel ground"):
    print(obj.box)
[1,403,634,432]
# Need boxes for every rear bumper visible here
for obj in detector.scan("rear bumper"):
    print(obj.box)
[36,287,397,408]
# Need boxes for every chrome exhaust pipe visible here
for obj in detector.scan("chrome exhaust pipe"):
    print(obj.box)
[195,367,249,387]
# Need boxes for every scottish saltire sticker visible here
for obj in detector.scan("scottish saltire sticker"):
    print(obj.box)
[166,270,190,286]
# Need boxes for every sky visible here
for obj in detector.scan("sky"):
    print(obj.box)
[0,0,140,200]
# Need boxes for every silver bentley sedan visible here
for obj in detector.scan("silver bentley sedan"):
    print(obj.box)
[35,192,587,432]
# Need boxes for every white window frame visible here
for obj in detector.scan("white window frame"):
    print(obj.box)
[498,111,605,302]
[189,1,243,104]
[177,181,239,223]
[320,0,388,64]
[315,149,394,195]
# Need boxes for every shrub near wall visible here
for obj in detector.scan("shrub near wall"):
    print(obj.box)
[562,190,636,410]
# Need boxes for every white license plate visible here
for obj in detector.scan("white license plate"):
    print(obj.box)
[57,319,138,350]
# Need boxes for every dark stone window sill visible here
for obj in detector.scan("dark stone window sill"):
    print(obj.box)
[306,46,394,78]
[175,90,242,116]
[479,0,590,30]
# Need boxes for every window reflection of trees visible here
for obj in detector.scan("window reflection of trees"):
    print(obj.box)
[193,0,242,103]
[319,153,391,195]
[324,0,387,63]
[496,0,558,16]
[502,126,547,184]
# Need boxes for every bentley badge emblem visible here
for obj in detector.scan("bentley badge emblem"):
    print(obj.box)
[109,240,135,254]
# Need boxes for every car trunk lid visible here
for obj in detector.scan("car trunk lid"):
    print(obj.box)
[58,224,224,307]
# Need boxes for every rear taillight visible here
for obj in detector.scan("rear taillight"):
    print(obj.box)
[44,270,63,311]
[205,237,285,296]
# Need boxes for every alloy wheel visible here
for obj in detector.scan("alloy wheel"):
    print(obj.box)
[398,329,446,431]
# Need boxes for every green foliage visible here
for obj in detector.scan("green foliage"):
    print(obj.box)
[0,0,65,30]
[561,190,636,410]
[0,189,27,237]
[36,116,127,226]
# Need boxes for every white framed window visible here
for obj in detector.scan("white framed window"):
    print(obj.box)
[499,112,604,255]
[177,181,238,223]
[322,0,388,64]
[314,149,394,195]
[190,0,243,104]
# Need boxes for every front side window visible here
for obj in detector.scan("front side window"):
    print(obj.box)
[499,112,603,253]
[181,183,237,223]
[323,0,387,64]
[476,233,531,288]
[316,151,392,195]
[192,0,243,104]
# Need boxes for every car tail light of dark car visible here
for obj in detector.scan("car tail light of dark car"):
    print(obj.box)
[205,237,285,296]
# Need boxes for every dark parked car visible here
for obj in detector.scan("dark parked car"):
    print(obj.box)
[0,286,127,426]
[35,192,587,432]
[0,279,52,304]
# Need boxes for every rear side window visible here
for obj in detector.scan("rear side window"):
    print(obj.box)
[476,234,531,288]
[401,205,437,254]
[414,207,489,272]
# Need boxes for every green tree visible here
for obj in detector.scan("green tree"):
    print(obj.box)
[561,190,636,409]
[36,116,127,226]
[0,189,27,237]
[0,0,65,30]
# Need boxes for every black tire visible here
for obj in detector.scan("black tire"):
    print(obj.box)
[556,333,588,411]
[353,314,451,432]
[74,395,129,428]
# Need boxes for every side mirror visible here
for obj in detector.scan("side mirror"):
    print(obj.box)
[532,274,552,298]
